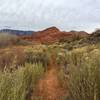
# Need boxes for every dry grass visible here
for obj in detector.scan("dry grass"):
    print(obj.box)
[57,45,100,100]
[0,63,44,100]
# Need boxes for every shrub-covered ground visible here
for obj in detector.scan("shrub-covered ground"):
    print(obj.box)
[0,33,100,100]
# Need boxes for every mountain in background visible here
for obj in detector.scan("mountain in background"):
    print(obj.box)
[0,29,33,36]
[0,26,100,45]
[20,26,89,43]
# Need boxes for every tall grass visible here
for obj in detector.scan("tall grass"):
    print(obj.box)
[0,63,44,100]
[57,45,100,100]
[0,42,100,100]
[0,46,50,71]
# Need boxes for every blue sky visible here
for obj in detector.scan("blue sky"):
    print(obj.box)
[0,0,100,32]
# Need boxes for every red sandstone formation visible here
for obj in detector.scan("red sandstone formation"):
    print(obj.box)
[20,26,88,44]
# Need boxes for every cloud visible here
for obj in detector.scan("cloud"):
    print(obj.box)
[0,0,100,32]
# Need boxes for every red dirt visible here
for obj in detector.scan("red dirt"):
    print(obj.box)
[30,53,67,100]
[34,67,66,100]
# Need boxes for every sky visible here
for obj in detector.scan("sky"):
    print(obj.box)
[0,0,100,32]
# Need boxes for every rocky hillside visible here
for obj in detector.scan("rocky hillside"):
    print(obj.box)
[21,26,88,44]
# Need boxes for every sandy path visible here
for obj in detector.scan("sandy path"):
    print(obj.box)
[33,67,66,100]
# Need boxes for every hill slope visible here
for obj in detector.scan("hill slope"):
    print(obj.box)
[21,27,88,44]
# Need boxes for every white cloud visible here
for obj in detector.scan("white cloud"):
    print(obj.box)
[0,0,100,32]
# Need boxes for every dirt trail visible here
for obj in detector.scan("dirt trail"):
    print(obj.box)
[31,54,67,100]
[33,66,66,100]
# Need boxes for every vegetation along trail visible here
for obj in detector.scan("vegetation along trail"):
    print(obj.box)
[32,55,67,100]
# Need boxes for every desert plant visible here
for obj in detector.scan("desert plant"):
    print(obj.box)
[24,48,50,69]
[58,46,100,100]
[0,33,19,47]
[0,63,44,100]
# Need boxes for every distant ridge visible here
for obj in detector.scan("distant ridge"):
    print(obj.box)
[20,26,88,43]
[0,29,33,35]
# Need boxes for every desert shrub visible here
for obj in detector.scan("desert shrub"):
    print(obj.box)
[0,48,25,71]
[0,51,15,71]
[58,45,100,100]
[16,39,32,46]
[72,33,82,41]
[0,46,51,71]
[0,33,32,48]
[68,50,100,100]
[61,43,73,50]
[92,29,100,37]
[24,48,50,69]
[0,63,44,100]
[0,33,19,48]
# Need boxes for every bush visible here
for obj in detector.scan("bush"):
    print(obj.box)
[0,46,51,71]
[24,48,50,69]
[57,46,100,100]
[0,33,32,48]
[0,63,44,100]
[68,50,100,100]
[0,33,19,47]
[0,48,25,71]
